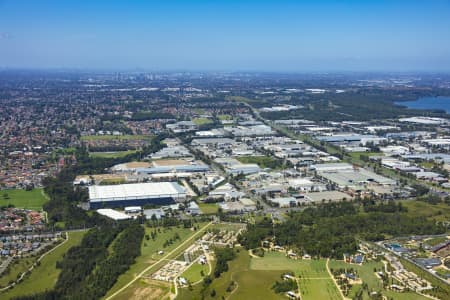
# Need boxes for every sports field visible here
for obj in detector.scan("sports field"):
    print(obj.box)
[1,231,87,299]
[0,188,48,210]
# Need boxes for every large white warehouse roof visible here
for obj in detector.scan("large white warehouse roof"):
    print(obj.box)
[89,182,186,203]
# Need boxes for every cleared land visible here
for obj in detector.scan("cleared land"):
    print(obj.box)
[1,231,86,299]
[0,188,48,210]
[114,278,171,300]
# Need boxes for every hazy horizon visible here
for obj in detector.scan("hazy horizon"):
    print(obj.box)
[1,0,450,72]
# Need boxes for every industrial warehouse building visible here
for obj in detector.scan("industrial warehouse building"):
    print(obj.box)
[89,182,186,209]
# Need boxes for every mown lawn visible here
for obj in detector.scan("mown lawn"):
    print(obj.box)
[0,188,48,210]
[250,252,340,300]
[180,262,209,283]
[231,270,286,300]
[198,203,219,214]
[1,231,86,299]
[0,257,35,288]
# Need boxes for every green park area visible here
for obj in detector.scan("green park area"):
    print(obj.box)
[181,262,210,284]
[1,231,86,299]
[0,188,48,210]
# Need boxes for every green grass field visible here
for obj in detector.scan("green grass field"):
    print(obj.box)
[217,114,233,121]
[181,262,209,283]
[104,224,207,299]
[0,188,48,210]
[89,150,138,158]
[425,236,448,246]
[81,134,152,141]
[1,231,86,299]
[347,151,383,165]
[0,257,35,288]
[192,117,213,126]
[250,252,340,300]
[198,203,219,214]
[231,270,286,300]
[178,249,285,300]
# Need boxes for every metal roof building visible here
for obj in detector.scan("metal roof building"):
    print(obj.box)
[89,182,186,209]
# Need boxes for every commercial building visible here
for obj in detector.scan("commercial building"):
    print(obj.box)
[89,182,186,209]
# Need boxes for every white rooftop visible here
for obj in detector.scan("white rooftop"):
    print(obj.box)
[97,209,131,220]
[89,182,186,202]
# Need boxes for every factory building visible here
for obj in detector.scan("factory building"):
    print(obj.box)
[89,182,186,209]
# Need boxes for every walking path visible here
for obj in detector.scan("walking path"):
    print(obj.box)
[325,258,348,300]
[0,232,70,292]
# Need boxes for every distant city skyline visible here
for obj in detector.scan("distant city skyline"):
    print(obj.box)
[1,0,450,71]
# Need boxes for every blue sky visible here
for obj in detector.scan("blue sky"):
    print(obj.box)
[1,0,450,71]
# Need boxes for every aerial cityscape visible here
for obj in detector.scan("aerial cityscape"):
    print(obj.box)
[1,1,450,300]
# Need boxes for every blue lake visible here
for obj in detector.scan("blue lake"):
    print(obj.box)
[396,96,450,113]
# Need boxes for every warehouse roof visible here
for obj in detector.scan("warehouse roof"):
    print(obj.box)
[89,182,186,202]
[97,209,131,220]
